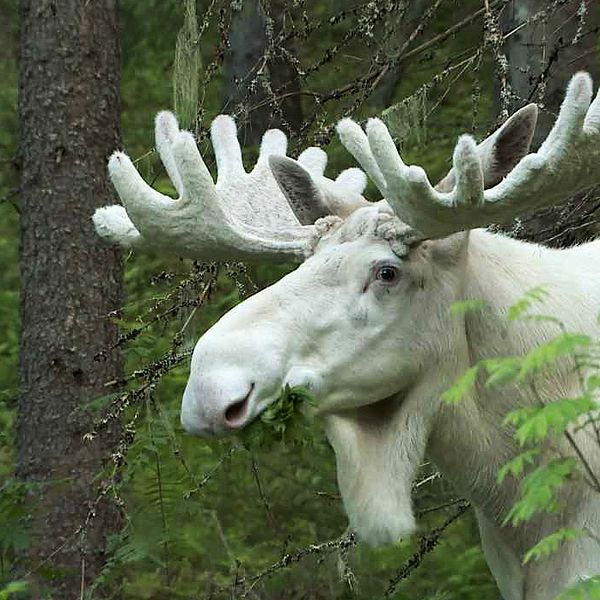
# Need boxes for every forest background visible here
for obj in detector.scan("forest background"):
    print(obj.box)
[1,1,599,599]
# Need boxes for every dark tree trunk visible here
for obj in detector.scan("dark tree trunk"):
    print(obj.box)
[370,0,427,109]
[501,0,600,246]
[223,0,303,144]
[17,1,122,597]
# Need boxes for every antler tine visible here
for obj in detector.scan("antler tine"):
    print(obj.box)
[538,71,591,156]
[451,135,485,207]
[94,109,376,261]
[297,147,328,177]
[211,115,245,182]
[336,118,388,195]
[256,128,288,166]
[335,168,367,195]
[155,111,185,196]
[584,81,600,133]
[341,72,600,240]
[92,204,141,247]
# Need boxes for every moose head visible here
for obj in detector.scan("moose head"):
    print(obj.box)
[95,73,600,598]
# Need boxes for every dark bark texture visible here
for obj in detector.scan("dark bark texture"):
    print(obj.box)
[502,0,600,246]
[223,0,303,145]
[18,0,122,597]
[369,1,426,109]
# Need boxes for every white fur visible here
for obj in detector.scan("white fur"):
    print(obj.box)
[335,168,367,194]
[297,147,327,177]
[91,204,141,246]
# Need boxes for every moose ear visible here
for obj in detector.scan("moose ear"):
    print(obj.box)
[412,231,469,269]
[435,104,538,192]
[269,155,331,225]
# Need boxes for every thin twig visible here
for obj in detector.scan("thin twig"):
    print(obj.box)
[384,502,471,597]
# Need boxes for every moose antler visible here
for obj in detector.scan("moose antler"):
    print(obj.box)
[337,72,600,240]
[93,113,367,261]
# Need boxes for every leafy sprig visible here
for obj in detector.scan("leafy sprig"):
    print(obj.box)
[239,385,316,450]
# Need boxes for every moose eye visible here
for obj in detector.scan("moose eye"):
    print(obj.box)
[376,265,399,283]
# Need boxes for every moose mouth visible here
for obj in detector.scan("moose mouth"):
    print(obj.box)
[224,382,255,428]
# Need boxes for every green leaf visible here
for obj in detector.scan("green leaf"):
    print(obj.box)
[0,581,28,600]
[504,396,597,446]
[441,365,480,404]
[585,374,600,392]
[239,385,315,449]
[504,458,578,525]
[497,449,541,484]
[503,406,538,435]
[482,357,521,388]
[520,314,563,326]
[507,286,549,321]
[518,333,591,379]
[449,299,489,317]
[523,528,585,564]
[556,576,600,599]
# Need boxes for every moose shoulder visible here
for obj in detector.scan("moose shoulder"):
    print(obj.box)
[95,73,600,600]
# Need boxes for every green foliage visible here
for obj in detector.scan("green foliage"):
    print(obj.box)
[497,449,541,483]
[0,581,28,600]
[443,328,593,407]
[0,0,18,478]
[503,458,579,526]
[0,480,31,560]
[523,528,585,564]
[448,298,489,317]
[518,333,591,380]
[481,357,521,388]
[240,385,316,449]
[506,286,549,321]
[441,365,480,405]
[556,577,600,600]
[504,396,597,446]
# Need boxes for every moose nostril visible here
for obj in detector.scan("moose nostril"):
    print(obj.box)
[224,398,248,426]
[223,383,254,428]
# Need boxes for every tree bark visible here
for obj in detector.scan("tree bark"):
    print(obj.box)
[223,0,303,144]
[370,0,427,109]
[18,1,122,597]
[501,0,600,246]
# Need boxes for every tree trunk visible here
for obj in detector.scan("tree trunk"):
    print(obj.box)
[223,0,303,144]
[370,0,427,109]
[17,1,122,597]
[501,0,600,246]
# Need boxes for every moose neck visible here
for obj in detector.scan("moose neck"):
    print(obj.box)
[429,228,599,522]
[421,230,600,598]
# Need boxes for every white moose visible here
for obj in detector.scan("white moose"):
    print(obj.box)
[95,73,600,600]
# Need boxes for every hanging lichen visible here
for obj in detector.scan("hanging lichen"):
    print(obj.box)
[381,85,428,149]
[173,0,201,129]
